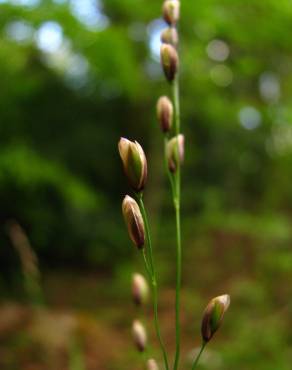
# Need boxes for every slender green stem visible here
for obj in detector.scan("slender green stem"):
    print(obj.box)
[172,76,181,136]
[137,194,170,370]
[172,75,182,370]
[138,195,155,276]
[173,184,181,370]
[191,342,207,370]
[164,137,175,195]
[142,249,152,282]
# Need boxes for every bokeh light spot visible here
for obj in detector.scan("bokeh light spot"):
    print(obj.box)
[206,39,230,62]
[5,20,34,43]
[69,0,109,31]
[36,21,64,53]
[239,106,262,130]
[259,72,281,104]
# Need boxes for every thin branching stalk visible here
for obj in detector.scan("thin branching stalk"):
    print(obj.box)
[142,249,152,282]
[172,76,181,136]
[164,137,176,194]
[191,342,207,370]
[172,76,182,370]
[121,3,231,368]
[137,193,170,370]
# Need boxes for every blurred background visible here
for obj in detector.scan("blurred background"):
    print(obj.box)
[1,0,292,369]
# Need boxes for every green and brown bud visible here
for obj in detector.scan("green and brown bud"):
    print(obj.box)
[162,0,180,25]
[160,44,179,82]
[201,294,230,343]
[132,320,147,352]
[157,96,173,133]
[118,138,147,192]
[147,358,160,370]
[166,134,185,172]
[161,27,179,47]
[132,273,149,306]
[122,196,145,249]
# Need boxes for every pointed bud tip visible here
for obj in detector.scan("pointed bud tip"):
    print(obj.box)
[123,194,132,202]
[118,137,129,152]
[217,294,230,308]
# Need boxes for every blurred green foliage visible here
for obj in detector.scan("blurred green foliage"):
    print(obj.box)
[1,0,292,368]
[1,0,292,267]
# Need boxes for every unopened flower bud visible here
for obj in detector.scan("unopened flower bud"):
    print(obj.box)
[147,358,160,370]
[132,273,149,306]
[122,196,145,249]
[160,44,179,82]
[201,294,230,343]
[163,0,180,25]
[161,27,179,47]
[157,96,173,133]
[132,320,147,352]
[118,138,147,192]
[166,134,184,172]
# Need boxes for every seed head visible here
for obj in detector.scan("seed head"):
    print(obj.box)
[166,134,185,172]
[161,27,179,47]
[157,96,173,133]
[122,196,145,249]
[160,44,179,82]
[201,294,230,343]
[132,320,147,352]
[147,358,160,370]
[118,138,147,192]
[132,273,149,306]
[162,0,180,25]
